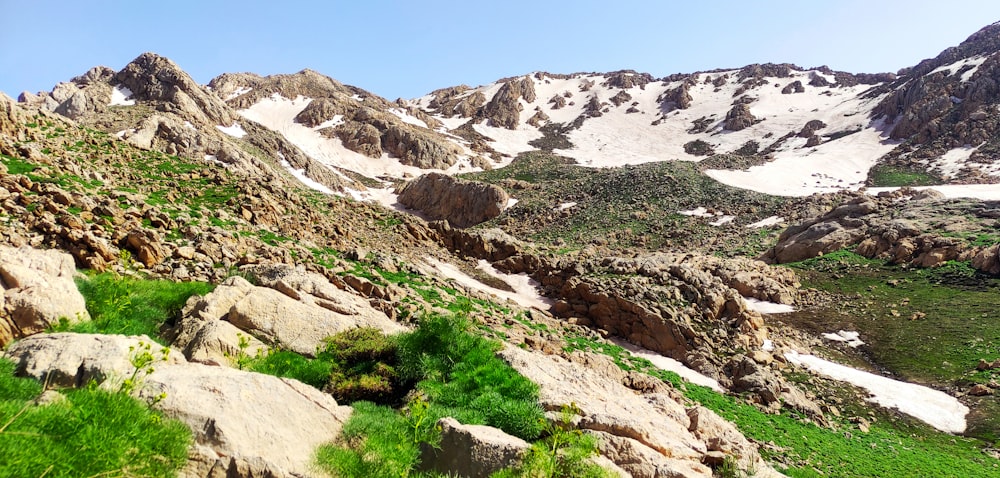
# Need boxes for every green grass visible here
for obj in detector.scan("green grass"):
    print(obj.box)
[0,154,38,175]
[316,313,546,476]
[460,151,788,253]
[247,350,335,389]
[784,251,1000,440]
[0,359,191,478]
[564,334,1000,477]
[867,164,941,187]
[65,273,214,341]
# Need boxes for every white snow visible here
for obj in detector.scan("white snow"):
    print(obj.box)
[471,122,543,163]
[314,115,345,130]
[609,338,724,392]
[225,86,252,100]
[746,216,784,228]
[388,108,429,129]
[679,207,714,217]
[867,184,1000,201]
[240,94,463,181]
[506,198,519,209]
[279,158,334,194]
[821,330,865,348]
[183,121,196,130]
[109,85,135,106]
[709,215,735,227]
[216,122,247,139]
[928,55,989,82]
[784,350,968,434]
[557,202,577,210]
[424,257,553,310]
[762,339,774,352]
[744,298,795,314]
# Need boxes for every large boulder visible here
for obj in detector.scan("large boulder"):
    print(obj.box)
[171,272,404,361]
[0,246,91,347]
[397,173,510,228]
[419,417,530,478]
[4,333,352,478]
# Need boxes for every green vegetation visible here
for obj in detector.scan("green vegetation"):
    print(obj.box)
[565,334,1000,477]
[64,273,214,341]
[784,250,1000,439]
[867,164,941,187]
[0,358,191,478]
[461,151,788,253]
[493,404,613,478]
[311,313,545,476]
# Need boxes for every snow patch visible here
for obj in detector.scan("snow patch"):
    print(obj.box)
[557,202,577,210]
[216,122,247,139]
[678,207,714,217]
[388,108,429,129]
[610,338,724,392]
[506,198,519,209]
[425,257,553,310]
[314,115,345,130]
[709,215,735,227]
[279,158,334,194]
[867,184,1000,201]
[821,330,865,348]
[225,86,252,100]
[746,216,784,228]
[784,350,968,433]
[109,85,135,106]
[744,298,795,314]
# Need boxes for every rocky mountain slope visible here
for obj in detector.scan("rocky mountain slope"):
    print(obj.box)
[4,20,1000,478]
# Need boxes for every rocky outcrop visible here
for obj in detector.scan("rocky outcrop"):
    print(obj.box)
[660,80,694,111]
[0,246,90,347]
[397,173,511,228]
[4,333,352,478]
[723,104,758,131]
[500,346,783,477]
[115,52,237,126]
[766,189,1000,273]
[171,273,404,360]
[419,417,530,478]
[479,77,536,129]
[781,80,805,94]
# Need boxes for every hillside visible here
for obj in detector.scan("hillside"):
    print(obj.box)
[1,20,1000,478]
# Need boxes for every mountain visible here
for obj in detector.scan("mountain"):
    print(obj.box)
[3,21,1000,478]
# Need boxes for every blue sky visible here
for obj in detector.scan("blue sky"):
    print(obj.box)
[2,1,1000,100]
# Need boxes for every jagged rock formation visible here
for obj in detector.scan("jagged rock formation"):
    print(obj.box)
[115,53,237,126]
[397,173,510,227]
[723,103,758,131]
[479,77,536,129]
[210,70,469,170]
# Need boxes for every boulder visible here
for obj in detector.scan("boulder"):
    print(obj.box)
[419,417,530,478]
[397,173,510,228]
[0,246,90,347]
[4,333,351,478]
[172,275,403,360]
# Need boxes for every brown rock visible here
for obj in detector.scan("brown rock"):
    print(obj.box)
[396,173,510,228]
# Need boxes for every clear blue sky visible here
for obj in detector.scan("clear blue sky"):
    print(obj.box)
[2,0,1000,100]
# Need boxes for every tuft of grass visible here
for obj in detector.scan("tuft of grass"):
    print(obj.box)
[0,359,191,478]
[314,401,423,478]
[67,273,214,341]
[246,350,335,389]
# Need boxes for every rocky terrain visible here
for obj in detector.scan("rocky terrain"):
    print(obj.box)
[3,20,1000,478]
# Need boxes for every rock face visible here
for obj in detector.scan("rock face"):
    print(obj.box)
[419,417,530,478]
[171,267,404,361]
[4,333,352,478]
[500,346,783,477]
[0,246,90,347]
[479,77,536,129]
[397,173,511,228]
[766,190,1000,273]
[723,104,758,131]
[115,52,237,126]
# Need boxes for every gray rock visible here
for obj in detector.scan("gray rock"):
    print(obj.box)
[0,246,91,346]
[397,173,510,228]
[419,417,530,478]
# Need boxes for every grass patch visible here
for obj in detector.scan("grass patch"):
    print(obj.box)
[66,273,214,341]
[565,334,1000,477]
[0,358,191,478]
[867,164,941,187]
